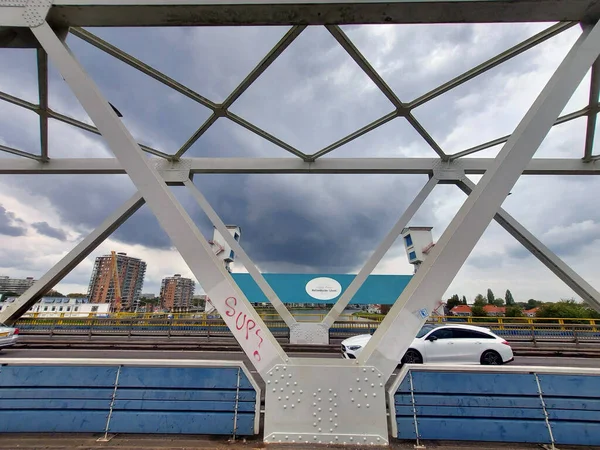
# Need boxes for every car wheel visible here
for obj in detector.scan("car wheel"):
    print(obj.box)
[480,350,502,365]
[402,349,423,365]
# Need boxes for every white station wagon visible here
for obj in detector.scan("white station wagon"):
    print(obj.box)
[341,324,514,365]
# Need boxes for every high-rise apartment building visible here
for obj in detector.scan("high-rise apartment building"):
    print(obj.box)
[160,274,195,310]
[0,276,36,295]
[87,252,146,311]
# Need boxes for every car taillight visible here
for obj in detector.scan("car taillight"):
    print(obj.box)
[13,328,19,335]
[501,340,510,346]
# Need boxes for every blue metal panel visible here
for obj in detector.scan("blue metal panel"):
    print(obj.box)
[396,418,417,439]
[0,410,107,433]
[113,399,255,412]
[0,387,113,399]
[0,365,118,387]
[398,417,550,443]
[396,405,544,419]
[395,394,543,409]
[407,371,538,395]
[115,388,255,402]
[548,409,600,421]
[396,376,411,393]
[232,273,411,305]
[108,411,255,436]
[545,397,600,410]
[550,421,600,446]
[117,367,252,389]
[0,399,111,410]
[537,374,600,398]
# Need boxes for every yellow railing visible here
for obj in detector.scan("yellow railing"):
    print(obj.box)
[20,312,599,327]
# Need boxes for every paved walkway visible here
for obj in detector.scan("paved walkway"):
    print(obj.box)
[0,434,591,450]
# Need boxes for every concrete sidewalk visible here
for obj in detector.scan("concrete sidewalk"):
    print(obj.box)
[0,434,592,450]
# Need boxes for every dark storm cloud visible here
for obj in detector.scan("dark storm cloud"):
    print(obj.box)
[0,205,27,237]
[32,222,68,241]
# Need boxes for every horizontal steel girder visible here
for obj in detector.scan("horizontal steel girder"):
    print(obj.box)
[43,0,600,27]
[0,157,599,175]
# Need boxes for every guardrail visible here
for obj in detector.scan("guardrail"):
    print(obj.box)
[15,317,600,345]
[0,358,260,437]
[387,364,600,447]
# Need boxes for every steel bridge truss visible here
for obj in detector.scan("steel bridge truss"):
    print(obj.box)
[2,0,600,445]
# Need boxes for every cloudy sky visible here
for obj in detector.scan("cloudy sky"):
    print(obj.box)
[0,21,599,304]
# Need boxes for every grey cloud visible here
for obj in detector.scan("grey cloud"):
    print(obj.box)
[32,222,68,241]
[0,205,27,237]
[466,252,506,270]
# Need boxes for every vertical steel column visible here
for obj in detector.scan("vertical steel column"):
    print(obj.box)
[184,179,296,327]
[457,179,600,313]
[32,22,287,377]
[0,193,145,325]
[360,22,600,378]
[322,177,438,328]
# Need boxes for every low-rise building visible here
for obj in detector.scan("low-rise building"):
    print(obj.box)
[0,296,110,317]
[523,307,540,317]
[450,305,472,316]
[483,305,506,317]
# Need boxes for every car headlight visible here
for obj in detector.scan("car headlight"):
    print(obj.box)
[347,345,362,351]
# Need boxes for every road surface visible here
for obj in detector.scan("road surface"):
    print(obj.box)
[2,348,599,371]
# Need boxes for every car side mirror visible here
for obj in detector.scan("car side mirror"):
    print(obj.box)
[427,335,438,342]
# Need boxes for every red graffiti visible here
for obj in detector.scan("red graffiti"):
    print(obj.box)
[225,297,237,317]
[222,296,263,362]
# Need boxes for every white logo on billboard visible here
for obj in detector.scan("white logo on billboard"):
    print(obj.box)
[305,277,342,301]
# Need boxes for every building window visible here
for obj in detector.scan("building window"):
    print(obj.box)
[74,307,79,312]
[44,306,48,311]
[91,306,99,312]
[51,306,56,311]
[66,307,71,312]
[408,251,417,261]
[404,234,413,247]
[229,250,235,259]
[234,233,240,242]
[59,306,63,311]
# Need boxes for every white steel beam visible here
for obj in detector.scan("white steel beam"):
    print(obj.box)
[32,21,287,376]
[69,27,217,111]
[68,27,306,160]
[584,59,600,161]
[321,176,438,328]
[326,25,447,160]
[44,1,600,27]
[37,48,49,161]
[358,21,600,378]
[0,192,145,324]
[184,179,297,327]
[457,179,600,313]
[450,107,591,160]
[409,22,576,109]
[2,157,600,175]
[0,144,43,161]
[0,89,169,158]
[174,25,306,159]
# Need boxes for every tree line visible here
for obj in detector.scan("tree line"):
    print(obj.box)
[445,289,600,319]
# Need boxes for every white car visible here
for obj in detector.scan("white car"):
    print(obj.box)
[341,324,513,365]
[0,323,19,350]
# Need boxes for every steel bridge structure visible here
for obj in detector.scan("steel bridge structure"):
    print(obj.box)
[1,0,600,445]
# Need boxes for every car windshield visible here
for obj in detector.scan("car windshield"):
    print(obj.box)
[415,324,437,338]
